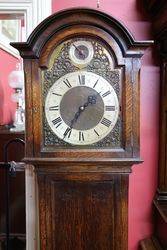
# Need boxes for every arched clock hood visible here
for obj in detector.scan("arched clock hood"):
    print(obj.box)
[11,8,152,59]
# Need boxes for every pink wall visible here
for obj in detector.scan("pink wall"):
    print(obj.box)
[0,1,159,249]
[0,49,18,125]
[52,1,159,250]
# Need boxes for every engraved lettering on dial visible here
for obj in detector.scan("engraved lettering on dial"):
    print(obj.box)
[49,105,59,111]
[105,106,115,111]
[45,71,119,145]
[101,117,112,127]
[102,91,111,98]
[78,75,85,85]
[79,131,85,141]
[93,79,99,88]
[52,117,62,128]
[63,79,72,88]
[64,127,72,138]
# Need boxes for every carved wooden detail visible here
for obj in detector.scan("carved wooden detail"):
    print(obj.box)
[140,237,163,250]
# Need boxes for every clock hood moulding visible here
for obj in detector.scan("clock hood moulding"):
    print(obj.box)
[10,8,153,59]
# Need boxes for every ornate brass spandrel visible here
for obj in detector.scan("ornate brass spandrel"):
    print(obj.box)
[42,37,123,148]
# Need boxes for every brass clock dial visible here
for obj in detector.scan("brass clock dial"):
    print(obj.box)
[43,36,121,147]
[69,40,94,66]
[45,71,119,145]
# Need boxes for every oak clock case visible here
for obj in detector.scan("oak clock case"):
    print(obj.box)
[10,8,152,250]
[43,37,122,148]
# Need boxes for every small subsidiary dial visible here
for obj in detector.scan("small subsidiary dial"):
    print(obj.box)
[69,40,94,66]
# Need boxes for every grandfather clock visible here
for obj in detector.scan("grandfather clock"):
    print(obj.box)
[11,8,152,250]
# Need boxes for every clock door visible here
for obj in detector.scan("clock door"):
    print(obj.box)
[38,173,128,250]
[11,8,152,250]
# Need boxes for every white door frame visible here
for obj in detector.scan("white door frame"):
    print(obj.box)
[0,0,52,58]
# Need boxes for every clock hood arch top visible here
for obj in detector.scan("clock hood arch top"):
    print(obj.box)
[11,8,152,59]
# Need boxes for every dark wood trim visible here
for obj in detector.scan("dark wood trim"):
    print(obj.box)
[140,237,163,250]
[153,200,167,223]
[0,233,26,240]
[0,233,26,250]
